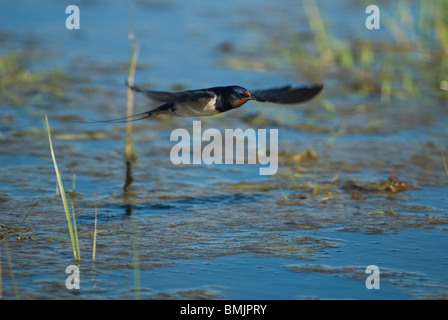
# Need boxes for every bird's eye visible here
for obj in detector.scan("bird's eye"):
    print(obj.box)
[236,90,251,99]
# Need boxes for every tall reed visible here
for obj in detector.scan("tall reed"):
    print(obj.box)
[124,4,139,193]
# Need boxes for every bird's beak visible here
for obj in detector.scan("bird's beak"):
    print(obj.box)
[244,91,253,99]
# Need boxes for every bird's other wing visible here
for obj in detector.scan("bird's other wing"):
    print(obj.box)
[128,83,216,103]
[250,84,323,104]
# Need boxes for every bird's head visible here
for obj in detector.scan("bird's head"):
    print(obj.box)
[227,86,253,108]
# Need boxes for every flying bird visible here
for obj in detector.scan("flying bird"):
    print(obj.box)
[91,83,323,122]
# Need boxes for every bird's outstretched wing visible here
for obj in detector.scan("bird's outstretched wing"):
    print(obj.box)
[250,84,323,104]
[73,83,323,124]
[128,83,215,103]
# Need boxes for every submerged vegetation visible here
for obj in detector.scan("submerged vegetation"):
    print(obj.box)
[0,50,74,107]
[0,202,36,243]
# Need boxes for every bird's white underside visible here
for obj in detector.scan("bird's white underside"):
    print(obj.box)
[172,95,219,117]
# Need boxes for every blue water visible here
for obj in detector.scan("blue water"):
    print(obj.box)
[1,0,447,300]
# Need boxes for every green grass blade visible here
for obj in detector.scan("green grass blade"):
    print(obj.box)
[4,202,37,235]
[92,206,98,262]
[45,114,78,261]
[71,203,81,260]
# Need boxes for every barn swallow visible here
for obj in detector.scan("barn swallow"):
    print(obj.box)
[92,83,323,122]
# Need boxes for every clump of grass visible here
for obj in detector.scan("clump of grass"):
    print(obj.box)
[45,115,80,261]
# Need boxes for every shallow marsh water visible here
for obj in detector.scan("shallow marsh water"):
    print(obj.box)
[1,1,448,299]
